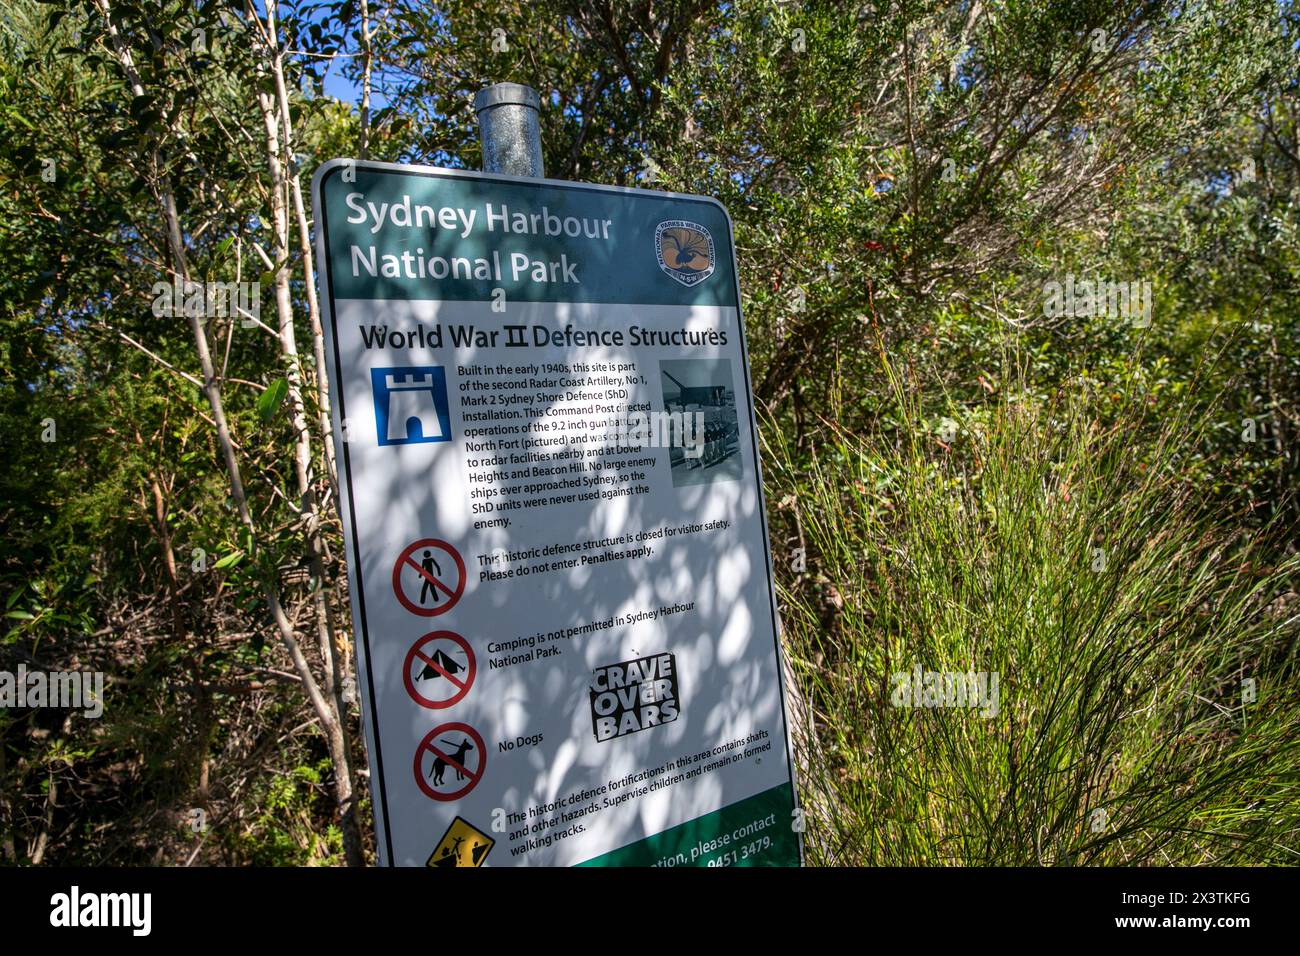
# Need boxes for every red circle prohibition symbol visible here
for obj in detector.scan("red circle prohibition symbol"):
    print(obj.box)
[393,538,466,617]
[403,631,476,710]
[414,722,486,802]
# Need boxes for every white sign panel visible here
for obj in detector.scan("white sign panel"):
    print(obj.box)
[312,159,800,867]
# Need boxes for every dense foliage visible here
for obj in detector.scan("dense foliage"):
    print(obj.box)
[1,0,1296,865]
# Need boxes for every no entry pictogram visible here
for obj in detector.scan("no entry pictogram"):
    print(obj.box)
[414,722,486,802]
[403,631,475,710]
[393,538,465,616]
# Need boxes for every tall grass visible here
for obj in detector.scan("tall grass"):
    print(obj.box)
[766,359,1300,865]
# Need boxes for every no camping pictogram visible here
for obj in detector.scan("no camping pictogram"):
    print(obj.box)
[414,722,486,802]
[403,631,475,710]
[392,538,465,616]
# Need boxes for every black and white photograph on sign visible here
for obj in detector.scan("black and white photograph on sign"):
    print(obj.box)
[659,359,742,488]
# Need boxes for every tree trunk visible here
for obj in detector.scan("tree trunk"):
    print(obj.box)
[96,0,365,866]
[254,0,363,866]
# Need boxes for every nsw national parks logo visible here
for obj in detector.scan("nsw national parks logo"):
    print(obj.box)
[655,220,715,287]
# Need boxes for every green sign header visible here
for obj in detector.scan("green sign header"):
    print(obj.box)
[315,162,739,307]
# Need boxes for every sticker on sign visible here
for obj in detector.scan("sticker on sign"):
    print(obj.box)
[312,158,801,866]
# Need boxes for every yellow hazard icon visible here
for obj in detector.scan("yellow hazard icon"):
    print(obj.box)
[427,816,494,868]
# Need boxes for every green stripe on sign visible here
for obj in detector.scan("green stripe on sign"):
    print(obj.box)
[576,783,800,867]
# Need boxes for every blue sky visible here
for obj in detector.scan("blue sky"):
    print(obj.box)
[321,58,360,103]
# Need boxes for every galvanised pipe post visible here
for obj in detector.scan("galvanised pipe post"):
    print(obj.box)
[473,83,544,178]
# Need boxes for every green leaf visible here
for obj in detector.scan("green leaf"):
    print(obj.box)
[214,551,244,570]
[5,611,35,621]
[257,378,288,422]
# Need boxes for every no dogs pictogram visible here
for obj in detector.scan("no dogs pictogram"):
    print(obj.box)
[414,722,486,802]
[403,631,475,710]
[393,538,465,616]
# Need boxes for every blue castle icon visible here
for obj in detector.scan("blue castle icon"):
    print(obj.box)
[371,366,451,446]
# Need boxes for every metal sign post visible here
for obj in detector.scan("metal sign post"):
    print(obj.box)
[473,83,545,178]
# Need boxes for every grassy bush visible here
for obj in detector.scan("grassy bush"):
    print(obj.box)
[767,357,1300,865]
